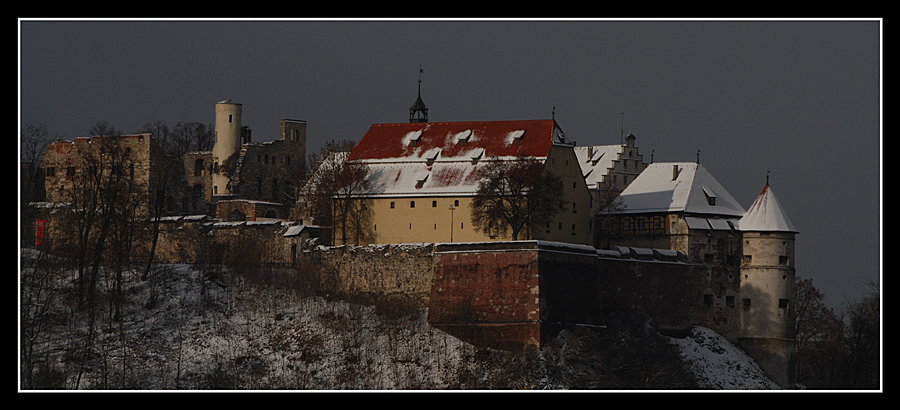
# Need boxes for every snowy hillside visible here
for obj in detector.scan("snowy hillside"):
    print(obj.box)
[20,252,782,390]
[669,327,783,390]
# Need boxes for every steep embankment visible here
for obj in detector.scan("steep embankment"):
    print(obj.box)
[20,255,780,390]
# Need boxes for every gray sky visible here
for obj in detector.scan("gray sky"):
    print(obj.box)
[19,18,881,310]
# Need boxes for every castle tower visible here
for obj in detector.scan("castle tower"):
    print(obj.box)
[737,182,798,388]
[212,100,243,198]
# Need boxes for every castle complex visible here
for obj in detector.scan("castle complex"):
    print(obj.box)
[26,90,799,388]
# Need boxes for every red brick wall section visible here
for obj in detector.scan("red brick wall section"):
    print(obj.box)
[428,249,542,350]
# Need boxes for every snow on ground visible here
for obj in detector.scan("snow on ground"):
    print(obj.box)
[669,327,782,390]
[21,250,784,390]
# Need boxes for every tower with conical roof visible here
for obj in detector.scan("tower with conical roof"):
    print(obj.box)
[409,68,428,123]
[737,181,798,388]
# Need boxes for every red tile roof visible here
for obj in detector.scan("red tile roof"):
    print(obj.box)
[349,120,561,162]
[347,120,567,197]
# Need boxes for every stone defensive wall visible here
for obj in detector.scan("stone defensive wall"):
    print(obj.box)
[26,210,741,352]
[425,241,722,351]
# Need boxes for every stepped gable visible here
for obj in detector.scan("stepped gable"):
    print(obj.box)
[616,162,745,217]
[573,144,623,186]
[739,184,797,233]
[348,120,563,197]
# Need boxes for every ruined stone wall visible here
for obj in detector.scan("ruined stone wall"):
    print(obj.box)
[42,134,154,212]
[231,139,305,204]
[183,152,213,205]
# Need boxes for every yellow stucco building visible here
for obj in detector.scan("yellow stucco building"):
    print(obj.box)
[334,119,593,246]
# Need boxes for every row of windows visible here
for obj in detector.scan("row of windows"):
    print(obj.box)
[257,154,292,165]
[621,216,663,230]
[385,199,586,237]
[740,255,791,265]
[46,164,135,179]
[374,222,466,231]
[390,199,461,209]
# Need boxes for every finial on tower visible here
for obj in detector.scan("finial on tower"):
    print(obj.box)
[766,170,770,186]
[697,149,701,164]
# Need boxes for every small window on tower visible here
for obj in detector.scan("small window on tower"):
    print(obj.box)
[779,299,789,309]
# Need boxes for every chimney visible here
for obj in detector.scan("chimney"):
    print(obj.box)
[673,165,679,180]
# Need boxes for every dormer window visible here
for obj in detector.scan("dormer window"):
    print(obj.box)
[408,130,423,147]
[457,130,472,147]
[424,148,440,166]
[415,172,429,189]
[702,186,717,206]
[470,148,484,165]
[509,130,525,146]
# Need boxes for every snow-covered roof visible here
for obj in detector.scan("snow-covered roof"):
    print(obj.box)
[617,162,745,217]
[300,151,350,195]
[348,120,566,197]
[283,224,326,237]
[573,145,623,188]
[739,185,797,233]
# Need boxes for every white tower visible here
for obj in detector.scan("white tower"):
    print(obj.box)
[738,182,798,388]
[212,100,242,198]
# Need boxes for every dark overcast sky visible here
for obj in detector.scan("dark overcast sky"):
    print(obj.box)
[18,18,881,310]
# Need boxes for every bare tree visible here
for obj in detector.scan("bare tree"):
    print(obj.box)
[21,123,56,247]
[793,277,881,390]
[21,123,53,202]
[299,140,371,245]
[138,121,188,280]
[171,122,214,157]
[470,154,564,241]
[793,277,844,388]
[592,181,627,249]
[839,281,880,389]
[20,249,67,389]
[332,162,371,245]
